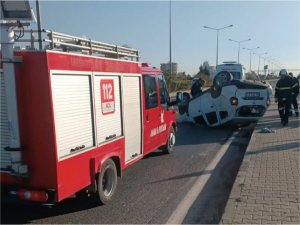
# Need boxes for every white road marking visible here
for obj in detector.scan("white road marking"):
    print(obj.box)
[166,132,237,224]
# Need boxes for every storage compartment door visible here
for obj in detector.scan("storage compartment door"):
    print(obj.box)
[94,75,122,144]
[123,76,142,162]
[51,74,94,159]
[0,71,11,169]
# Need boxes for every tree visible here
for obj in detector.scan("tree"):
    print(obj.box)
[186,74,192,80]
[199,65,203,74]
[199,61,211,76]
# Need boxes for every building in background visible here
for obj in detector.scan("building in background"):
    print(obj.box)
[160,62,178,75]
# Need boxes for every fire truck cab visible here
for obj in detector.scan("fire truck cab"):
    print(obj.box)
[0,30,176,205]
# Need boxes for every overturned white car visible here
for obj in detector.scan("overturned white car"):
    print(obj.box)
[176,70,271,127]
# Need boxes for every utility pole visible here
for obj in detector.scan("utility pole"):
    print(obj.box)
[169,0,172,76]
[203,24,233,66]
[243,46,260,72]
[229,38,251,63]
[36,0,42,50]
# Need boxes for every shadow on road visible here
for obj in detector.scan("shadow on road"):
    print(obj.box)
[175,122,234,147]
[1,196,100,224]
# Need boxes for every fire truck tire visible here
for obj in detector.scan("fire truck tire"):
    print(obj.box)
[96,159,118,204]
[161,127,176,154]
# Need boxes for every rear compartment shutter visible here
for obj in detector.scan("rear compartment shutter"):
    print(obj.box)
[0,71,11,169]
[51,74,95,159]
[123,76,142,162]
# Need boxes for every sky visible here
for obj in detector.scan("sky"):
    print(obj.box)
[28,0,300,75]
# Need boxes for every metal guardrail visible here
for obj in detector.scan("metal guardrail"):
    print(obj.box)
[14,29,139,62]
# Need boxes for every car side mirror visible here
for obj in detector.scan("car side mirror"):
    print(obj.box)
[167,95,178,107]
[176,92,183,104]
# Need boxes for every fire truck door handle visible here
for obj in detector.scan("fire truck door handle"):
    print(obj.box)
[70,145,86,153]
[105,134,116,140]
[132,153,138,158]
[146,113,149,122]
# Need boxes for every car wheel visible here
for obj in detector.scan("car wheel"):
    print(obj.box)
[213,71,233,88]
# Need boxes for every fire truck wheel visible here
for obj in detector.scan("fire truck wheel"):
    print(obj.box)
[96,159,118,204]
[161,127,176,154]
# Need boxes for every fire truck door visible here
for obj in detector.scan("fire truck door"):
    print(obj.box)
[123,76,142,162]
[157,75,169,144]
[143,75,160,154]
[94,75,122,145]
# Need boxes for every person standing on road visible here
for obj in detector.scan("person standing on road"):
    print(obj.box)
[275,69,298,126]
[288,72,299,117]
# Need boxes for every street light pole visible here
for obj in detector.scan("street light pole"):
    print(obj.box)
[228,38,251,63]
[267,58,274,75]
[36,0,43,50]
[169,0,172,76]
[203,24,233,66]
[216,30,219,67]
[263,56,272,76]
[253,52,267,76]
[243,46,260,72]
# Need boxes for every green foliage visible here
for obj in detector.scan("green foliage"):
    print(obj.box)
[196,72,213,87]
[199,61,211,76]
[165,74,191,92]
[164,73,213,93]
[163,63,214,92]
[245,72,279,81]
[170,79,191,92]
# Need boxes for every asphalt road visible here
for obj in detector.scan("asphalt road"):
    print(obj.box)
[1,121,235,224]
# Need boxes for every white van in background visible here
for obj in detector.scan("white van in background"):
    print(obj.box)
[212,62,245,81]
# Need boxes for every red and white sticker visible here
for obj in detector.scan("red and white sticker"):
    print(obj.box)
[100,79,115,115]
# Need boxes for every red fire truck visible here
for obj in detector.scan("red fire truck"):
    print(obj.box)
[0,30,177,205]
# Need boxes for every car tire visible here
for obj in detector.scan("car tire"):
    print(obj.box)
[213,71,233,88]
